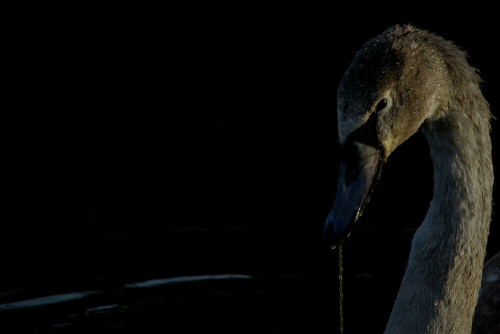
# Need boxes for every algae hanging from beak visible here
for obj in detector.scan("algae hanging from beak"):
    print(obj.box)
[339,245,344,334]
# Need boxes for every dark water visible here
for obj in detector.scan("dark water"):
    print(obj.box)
[3,124,498,333]
[0,225,414,333]
[5,6,500,334]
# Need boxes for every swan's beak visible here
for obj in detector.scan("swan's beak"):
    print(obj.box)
[323,141,382,248]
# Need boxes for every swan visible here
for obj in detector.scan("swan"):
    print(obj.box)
[323,25,499,333]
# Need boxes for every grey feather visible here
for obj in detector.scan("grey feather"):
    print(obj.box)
[337,25,497,333]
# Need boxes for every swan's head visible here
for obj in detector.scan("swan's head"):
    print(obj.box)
[324,25,455,247]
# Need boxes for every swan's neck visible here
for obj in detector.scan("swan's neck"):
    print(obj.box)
[385,105,493,333]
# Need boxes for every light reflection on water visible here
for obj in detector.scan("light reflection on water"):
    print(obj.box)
[0,291,98,309]
[0,274,251,310]
[123,274,252,288]
[0,274,260,332]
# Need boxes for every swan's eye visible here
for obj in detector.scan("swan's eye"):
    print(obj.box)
[375,98,387,112]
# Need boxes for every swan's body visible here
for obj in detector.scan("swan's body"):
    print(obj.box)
[324,25,498,333]
[474,252,500,333]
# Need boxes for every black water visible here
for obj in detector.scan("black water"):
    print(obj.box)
[4,6,500,333]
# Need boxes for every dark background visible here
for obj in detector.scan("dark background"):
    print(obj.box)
[2,5,500,333]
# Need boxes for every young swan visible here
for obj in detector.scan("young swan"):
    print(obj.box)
[324,25,495,333]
